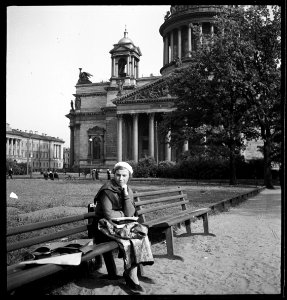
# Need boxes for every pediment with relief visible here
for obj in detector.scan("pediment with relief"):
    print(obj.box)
[113,77,176,104]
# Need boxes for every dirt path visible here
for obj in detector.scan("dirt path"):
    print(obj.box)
[49,187,282,295]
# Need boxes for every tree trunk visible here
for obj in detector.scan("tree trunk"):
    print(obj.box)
[229,144,237,185]
[263,138,274,189]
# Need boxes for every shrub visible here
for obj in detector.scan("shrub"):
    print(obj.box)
[128,156,158,178]
[157,161,176,178]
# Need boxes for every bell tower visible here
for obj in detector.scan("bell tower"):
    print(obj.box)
[109,26,142,87]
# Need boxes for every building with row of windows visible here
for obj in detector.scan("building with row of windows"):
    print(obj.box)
[6,123,65,171]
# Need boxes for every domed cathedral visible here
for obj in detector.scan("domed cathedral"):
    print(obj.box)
[66,6,230,170]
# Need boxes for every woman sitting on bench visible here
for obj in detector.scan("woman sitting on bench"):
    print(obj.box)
[92,162,154,294]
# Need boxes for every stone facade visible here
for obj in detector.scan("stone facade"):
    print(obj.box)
[6,123,65,171]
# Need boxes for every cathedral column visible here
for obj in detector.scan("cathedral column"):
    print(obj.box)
[183,140,189,152]
[165,131,171,161]
[117,115,123,162]
[178,27,182,59]
[132,56,134,77]
[137,61,139,78]
[11,138,14,157]
[170,30,174,62]
[19,139,22,157]
[164,35,169,65]
[14,139,17,157]
[132,114,138,162]
[149,113,155,158]
[188,24,192,56]
[127,56,130,76]
[69,126,74,167]
[16,139,19,157]
[115,61,118,78]
[6,138,9,155]
[211,23,214,45]
[200,23,203,45]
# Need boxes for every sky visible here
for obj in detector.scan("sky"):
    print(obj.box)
[6,5,170,147]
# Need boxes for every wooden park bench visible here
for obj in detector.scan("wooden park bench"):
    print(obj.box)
[7,186,211,293]
[133,186,212,256]
[6,211,119,294]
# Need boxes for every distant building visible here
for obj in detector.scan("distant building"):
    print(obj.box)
[6,123,65,171]
[63,147,70,169]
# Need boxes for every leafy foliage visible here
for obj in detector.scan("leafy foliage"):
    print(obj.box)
[160,5,281,187]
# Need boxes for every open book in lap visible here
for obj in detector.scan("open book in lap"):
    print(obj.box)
[111,216,138,223]
[109,216,139,229]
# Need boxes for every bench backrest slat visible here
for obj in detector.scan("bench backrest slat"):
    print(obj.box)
[134,187,190,223]
[7,212,95,236]
[133,187,184,198]
[134,194,187,207]
[7,224,89,252]
[137,200,189,216]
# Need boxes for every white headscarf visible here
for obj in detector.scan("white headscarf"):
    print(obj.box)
[114,162,133,175]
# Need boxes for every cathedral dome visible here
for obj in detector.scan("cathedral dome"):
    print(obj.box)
[117,27,133,44]
[118,36,133,44]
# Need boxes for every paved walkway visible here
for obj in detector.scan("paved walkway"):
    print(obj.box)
[229,186,281,220]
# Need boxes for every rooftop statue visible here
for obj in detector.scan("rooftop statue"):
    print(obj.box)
[77,68,93,84]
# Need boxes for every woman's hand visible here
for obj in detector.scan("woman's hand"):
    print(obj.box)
[122,184,129,196]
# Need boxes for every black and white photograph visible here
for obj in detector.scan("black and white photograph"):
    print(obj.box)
[6,4,284,296]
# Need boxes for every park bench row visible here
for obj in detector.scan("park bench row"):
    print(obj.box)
[7,186,211,293]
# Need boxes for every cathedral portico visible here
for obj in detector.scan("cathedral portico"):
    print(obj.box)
[115,109,175,163]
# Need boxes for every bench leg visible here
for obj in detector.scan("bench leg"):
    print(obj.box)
[165,227,174,256]
[184,219,192,234]
[102,251,117,278]
[137,264,145,277]
[202,213,209,234]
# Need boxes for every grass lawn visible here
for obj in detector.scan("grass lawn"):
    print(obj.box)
[6,178,258,265]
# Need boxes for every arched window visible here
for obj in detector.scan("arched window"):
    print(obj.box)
[118,58,127,77]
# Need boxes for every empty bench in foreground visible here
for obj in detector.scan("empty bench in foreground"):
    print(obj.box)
[6,212,119,293]
[134,186,211,256]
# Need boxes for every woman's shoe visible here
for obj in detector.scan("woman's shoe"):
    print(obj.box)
[123,271,146,294]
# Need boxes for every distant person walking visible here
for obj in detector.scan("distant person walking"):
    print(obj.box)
[91,169,95,180]
[8,168,13,179]
[95,169,99,180]
[49,171,54,180]
[107,168,111,180]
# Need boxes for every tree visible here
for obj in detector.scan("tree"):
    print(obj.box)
[235,5,282,188]
[160,5,281,187]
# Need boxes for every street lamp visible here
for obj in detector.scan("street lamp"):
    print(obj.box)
[30,153,33,178]
[89,137,93,178]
